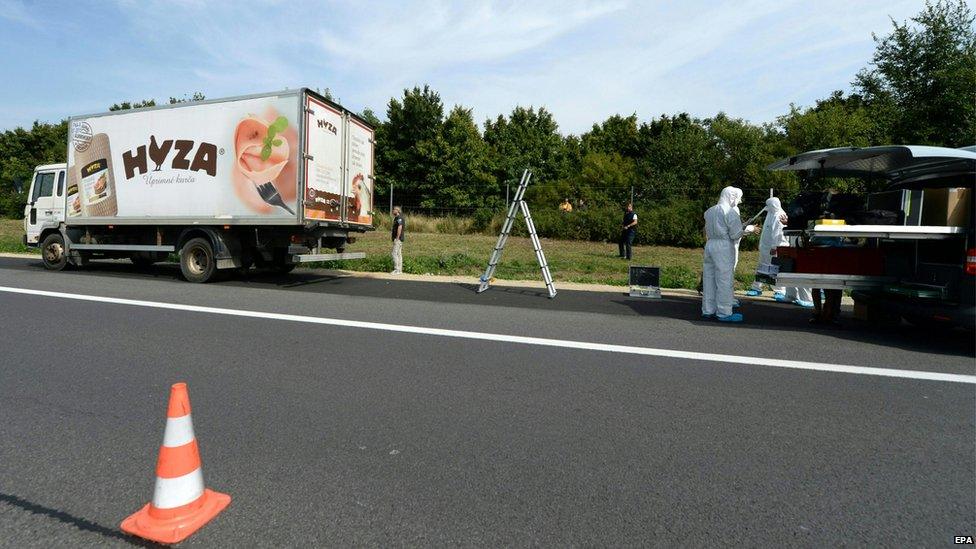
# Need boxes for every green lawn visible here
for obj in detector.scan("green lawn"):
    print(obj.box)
[0,218,28,254]
[0,218,760,289]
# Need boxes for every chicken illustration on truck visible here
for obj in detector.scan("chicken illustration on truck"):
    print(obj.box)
[23,89,374,282]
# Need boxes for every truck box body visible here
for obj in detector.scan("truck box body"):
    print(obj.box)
[66,89,373,227]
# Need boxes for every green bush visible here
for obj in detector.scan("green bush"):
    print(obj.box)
[0,190,27,219]
[503,200,710,247]
[636,199,705,248]
[514,206,618,242]
[471,207,501,233]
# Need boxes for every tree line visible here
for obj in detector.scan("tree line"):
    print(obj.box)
[1,1,972,247]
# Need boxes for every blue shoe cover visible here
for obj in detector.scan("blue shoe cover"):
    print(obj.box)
[744,289,762,297]
[717,313,743,323]
[795,300,814,308]
[732,299,741,307]
[702,313,715,319]
[773,292,786,300]
[774,294,792,303]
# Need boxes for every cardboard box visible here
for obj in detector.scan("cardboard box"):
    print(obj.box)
[921,187,971,227]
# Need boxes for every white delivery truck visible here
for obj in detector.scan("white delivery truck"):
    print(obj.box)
[23,89,374,282]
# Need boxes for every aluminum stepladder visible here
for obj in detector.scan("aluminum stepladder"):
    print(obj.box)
[477,170,557,298]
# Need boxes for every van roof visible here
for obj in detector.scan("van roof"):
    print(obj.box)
[35,163,67,171]
[767,145,976,182]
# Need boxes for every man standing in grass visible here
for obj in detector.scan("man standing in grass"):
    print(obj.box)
[391,206,404,275]
[618,202,638,260]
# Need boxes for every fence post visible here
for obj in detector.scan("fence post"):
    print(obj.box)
[389,183,393,216]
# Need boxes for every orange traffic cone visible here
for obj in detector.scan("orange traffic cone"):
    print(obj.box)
[121,382,231,544]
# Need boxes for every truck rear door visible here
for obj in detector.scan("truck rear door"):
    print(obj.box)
[343,116,374,227]
[303,94,345,222]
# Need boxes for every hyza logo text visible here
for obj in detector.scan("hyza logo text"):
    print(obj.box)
[122,135,218,180]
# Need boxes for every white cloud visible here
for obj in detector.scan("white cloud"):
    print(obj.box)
[318,0,626,72]
[413,0,926,132]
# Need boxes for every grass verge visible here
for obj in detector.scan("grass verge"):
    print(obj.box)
[0,218,29,254]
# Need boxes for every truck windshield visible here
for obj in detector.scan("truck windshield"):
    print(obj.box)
[31,172,55,201]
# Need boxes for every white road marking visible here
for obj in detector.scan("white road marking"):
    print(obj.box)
[1,285,973,385]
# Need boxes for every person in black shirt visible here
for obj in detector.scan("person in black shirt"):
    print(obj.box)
[391,206,404,274]
[618,203,638,260]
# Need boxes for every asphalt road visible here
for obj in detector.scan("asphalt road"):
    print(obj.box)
[0,256,973,547]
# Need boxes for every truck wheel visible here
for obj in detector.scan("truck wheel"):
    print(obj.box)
[180,237,216,283]
[270,248,296,274]
[40,233,68,271]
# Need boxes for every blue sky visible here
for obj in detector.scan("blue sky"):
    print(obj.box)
[0,0,935,134]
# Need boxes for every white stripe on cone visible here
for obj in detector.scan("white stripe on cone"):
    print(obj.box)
[152,468,205,509]
[162,415,195,448]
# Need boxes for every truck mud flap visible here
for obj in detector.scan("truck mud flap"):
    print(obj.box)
[178,228,242,270]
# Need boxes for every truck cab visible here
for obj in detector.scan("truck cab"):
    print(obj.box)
[23,163,67,249]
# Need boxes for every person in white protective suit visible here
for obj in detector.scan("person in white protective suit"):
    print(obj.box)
[745,197,789,298]
[702,186,757,322]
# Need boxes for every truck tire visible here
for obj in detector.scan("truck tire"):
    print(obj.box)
[180,237,217,283]
[40,233,68,271]
[270,248,296,274]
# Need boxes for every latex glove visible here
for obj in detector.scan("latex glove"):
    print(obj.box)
[744,224,757,234]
